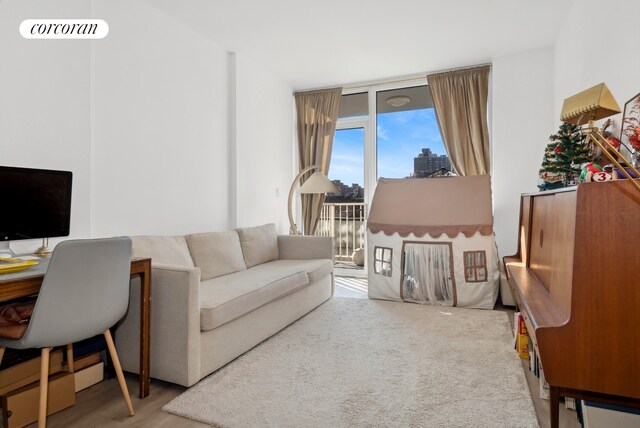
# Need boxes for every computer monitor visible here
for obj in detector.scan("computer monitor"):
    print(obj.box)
[0,166,73,256]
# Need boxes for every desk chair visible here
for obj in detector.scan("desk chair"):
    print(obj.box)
[0,237,135,428]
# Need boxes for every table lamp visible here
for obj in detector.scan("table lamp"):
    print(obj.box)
[287,165,338,235]
[560,83,640,192]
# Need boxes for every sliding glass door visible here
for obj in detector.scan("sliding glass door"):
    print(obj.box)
[322,79,447,278]
[322,120,368,277]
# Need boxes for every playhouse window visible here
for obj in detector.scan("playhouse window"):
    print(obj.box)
[374,247,392,277]
[463,251,487,282]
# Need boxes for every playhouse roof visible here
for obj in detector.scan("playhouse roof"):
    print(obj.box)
[367,175,493,238]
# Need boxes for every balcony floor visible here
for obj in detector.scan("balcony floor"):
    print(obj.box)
[334,276,367,299]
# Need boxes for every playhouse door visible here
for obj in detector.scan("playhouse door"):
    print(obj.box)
[401,242,456,306]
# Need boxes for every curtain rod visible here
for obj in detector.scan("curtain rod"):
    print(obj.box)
[426,63,491,79]
[295,62,492,93]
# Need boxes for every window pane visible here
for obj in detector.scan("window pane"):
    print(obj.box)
[338,92,368,119]
[327,128,364,203]
[381,262,391,277]
[375,247,382,260]
[376,85,450,179]
[465,268,474,282]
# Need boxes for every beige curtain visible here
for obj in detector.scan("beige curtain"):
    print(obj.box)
[294,87,342,235]
[427,66,491,176]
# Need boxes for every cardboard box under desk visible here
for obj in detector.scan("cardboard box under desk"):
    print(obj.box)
[62,352,100,374]
[1,372,75,428]
[0,351,63,396]
[73,361,104,393]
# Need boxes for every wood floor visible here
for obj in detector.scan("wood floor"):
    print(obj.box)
[31,277,580,428]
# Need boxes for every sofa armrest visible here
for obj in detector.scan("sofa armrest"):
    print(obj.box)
[115,263,203,387]
[277,235,334,262]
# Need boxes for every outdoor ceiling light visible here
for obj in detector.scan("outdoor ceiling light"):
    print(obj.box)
[386,95,411,107]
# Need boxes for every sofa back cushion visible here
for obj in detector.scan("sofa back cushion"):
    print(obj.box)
[132,236,195,267]
[186,231,246,280]
[235,223,279,268]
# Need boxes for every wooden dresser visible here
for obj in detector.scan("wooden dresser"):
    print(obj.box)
[503,180,640,428]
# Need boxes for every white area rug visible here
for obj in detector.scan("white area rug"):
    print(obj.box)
[163,298,538,428]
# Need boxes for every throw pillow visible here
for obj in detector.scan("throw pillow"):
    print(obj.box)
[186,231,246,280]
[235,223,279,268]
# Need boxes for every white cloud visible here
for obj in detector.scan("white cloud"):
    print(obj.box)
[392,110,417,124]
[377,124,390,141]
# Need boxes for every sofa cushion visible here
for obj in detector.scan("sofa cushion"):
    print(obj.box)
[132,236,194,267]
[199,258,333,331]
[259,259,334,284]
[235,223,279,268]
[186,231,246,280]
[200,270,309,331]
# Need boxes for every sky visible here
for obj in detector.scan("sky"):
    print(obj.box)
[328,108,446,187]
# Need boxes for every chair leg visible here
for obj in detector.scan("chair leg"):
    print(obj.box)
[104,330,134,416]
[38,347,51,428]
[0,347,5,366]
[66,344,74,373]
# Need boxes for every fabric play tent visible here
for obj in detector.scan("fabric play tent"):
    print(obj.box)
[367,175,499,309]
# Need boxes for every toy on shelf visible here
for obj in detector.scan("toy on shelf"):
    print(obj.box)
[580,162,606,182]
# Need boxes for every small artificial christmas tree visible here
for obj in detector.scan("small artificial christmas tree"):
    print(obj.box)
[538,123,591,190]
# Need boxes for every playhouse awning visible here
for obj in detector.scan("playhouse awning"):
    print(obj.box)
[367,175,494,238]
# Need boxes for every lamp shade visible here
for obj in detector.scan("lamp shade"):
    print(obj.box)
[560,83,621,125]
[299,171,338,194]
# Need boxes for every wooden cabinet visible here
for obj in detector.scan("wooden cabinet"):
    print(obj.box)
[504,181,640,428]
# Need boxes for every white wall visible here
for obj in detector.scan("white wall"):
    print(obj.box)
[491,47,555,257]
[554,0,640,130]
[90,0,231,237]
[491,0,640,258]
[234,53,294,233]
[0,0,92,253]
[0,0,295,253]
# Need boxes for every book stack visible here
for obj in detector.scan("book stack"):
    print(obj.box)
[513,312,549,400]
[513,312,529,359]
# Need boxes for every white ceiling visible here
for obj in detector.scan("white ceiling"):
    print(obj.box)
[150,0,576,90]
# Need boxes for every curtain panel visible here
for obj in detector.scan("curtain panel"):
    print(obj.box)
[427,66,491,176]
[294,87,342,235]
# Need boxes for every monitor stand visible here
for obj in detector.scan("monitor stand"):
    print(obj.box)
[0,241,15,258]
[34,238,52,257]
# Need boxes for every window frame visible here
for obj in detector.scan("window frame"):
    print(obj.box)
[463,250,488,283]
[373,246,393,277]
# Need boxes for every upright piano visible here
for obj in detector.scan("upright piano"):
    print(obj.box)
[503,180,640,428]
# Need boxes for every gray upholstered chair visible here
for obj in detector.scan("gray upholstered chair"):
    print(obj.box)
[0,237,135,428]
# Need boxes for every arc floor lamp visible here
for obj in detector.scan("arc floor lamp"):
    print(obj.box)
[287,165,338,235]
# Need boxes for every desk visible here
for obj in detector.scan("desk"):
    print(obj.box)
[0,257,152,399]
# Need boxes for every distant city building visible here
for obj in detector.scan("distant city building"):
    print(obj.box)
[326,179,364,202]
[413,148,451,177]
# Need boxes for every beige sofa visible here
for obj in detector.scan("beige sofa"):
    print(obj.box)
[115,224,334,387]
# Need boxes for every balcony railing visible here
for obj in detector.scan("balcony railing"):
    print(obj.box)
[315,202,365,261]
